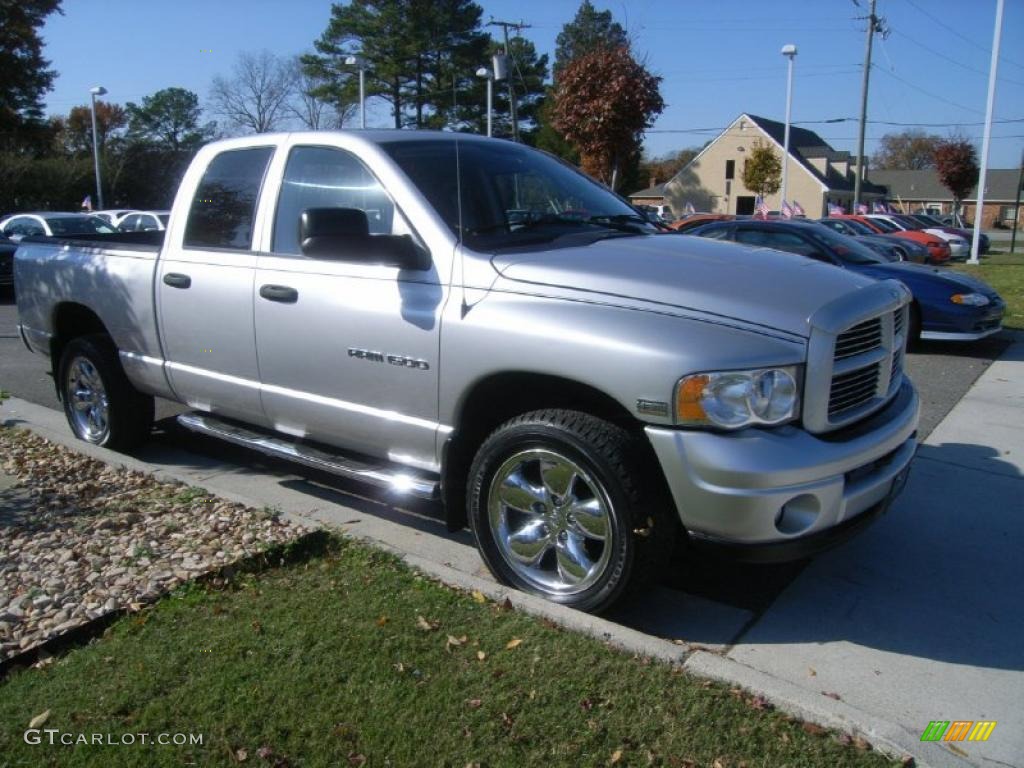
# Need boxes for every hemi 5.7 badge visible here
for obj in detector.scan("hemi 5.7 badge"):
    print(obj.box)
[348,348,430,371]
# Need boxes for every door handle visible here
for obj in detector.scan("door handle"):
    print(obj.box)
[162,272,191,289]
[259,284,299,303]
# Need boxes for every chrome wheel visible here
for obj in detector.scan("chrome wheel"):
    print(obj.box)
[66,356,109,442]
[487,449,615,595]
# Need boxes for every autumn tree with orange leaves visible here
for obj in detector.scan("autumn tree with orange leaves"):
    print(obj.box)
[551,45,664,191]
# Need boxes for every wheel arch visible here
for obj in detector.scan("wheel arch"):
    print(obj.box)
[441,371,653,531]
[49,303,111,399]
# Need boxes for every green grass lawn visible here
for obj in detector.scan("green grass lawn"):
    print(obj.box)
[949,251,1024,330]
[0,535,898,767]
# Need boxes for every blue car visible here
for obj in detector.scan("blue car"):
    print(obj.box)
[688,219,1005,342]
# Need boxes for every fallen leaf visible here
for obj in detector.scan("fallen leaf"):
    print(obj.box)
[852,735,872,751]
[393,662,405,673]
[467,698,483,709]
[747,694,771,710]
[446,635,468,651]
[28,710,50,729]
[347,754,367,766]
[476,650,487,661]
[610,748,623,765]
[376,615,389,627]
[801,722,827,736]
[580,698,594,711]
[836,733,853,746]
[712,759,728,768]
[822,691,841,701]
[900,756,915,767]
[500,597,513,611]
[947,744,969,758]
[416,615,438,631]
[257,746,274,759]
[808,666,816,677]
[672,638,687,646]
[236,748,248,762]
[506,638,523,650]
[471,590,487,604]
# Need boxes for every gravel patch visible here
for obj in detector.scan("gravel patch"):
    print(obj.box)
[0,427,311,661]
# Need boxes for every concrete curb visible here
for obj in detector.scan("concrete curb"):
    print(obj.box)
[1,397,920,764]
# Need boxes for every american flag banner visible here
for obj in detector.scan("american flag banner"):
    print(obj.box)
[792,201,805,217]
[81,195,92,211]
[828,203,844,215]
[755,195,770,219]
[856,203,869,215]
[781,200,794,219]
[872,201,887,213]
[684,201,696,215]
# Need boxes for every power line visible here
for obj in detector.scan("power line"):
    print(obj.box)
[902,0,1024,71]
[872,63,986,115]
[891,28,1024,87]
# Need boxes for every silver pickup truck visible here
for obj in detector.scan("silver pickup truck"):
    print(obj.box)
[14,132,919,613]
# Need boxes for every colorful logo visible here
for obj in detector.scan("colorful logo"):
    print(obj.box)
[921,721,996,742]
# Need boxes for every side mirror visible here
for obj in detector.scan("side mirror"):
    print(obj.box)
[299,207,429,270]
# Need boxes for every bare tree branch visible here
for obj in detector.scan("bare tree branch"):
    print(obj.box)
[209,50,297,134]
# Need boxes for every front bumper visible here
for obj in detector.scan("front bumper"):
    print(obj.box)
[920,298,1005,340]
[645,380,919,556]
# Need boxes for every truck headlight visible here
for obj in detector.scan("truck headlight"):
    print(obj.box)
[676,367,800,429]
[950,293,990,306]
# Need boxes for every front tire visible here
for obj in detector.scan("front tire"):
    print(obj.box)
[59,335,154,450]
[467,409,673,614]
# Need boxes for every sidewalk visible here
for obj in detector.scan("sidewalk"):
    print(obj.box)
[2,338,1022,767]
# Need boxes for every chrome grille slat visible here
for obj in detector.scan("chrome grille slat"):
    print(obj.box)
[834,317,883,361]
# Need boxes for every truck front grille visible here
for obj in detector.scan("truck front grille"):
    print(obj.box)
[834,318,882,360]
[829,363,881,417]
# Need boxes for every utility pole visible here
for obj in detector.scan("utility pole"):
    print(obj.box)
[488,18,530,142]
[853,0,886,210]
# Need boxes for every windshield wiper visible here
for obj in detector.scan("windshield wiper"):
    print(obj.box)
[584,214,652,234]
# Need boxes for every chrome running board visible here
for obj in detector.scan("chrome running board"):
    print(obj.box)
[176,413,439,500]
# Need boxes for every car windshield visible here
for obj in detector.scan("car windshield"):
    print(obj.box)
[892,215,925,230]
[802,224,887,265]
[44,216,116,236]
[383,138,656,250]
[914,214,944,227]
[865,216,898,232]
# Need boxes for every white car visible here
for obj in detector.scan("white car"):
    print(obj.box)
[865,214,969,259]
[0,212,117,241]
[93,209,137,227]
[117,210,170,232]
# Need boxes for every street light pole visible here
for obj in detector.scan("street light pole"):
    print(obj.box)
[89,86,107,210]
[345,55,367,129]
[780,44,797,209]
[969,0,1005,265]
[476,67,493,137]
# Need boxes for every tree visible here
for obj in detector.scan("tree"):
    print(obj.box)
[304,0,489,130]
[457,34,549,139]
[287,56,355,129]
[551,45,663,190]
[126,88,215,152]
[55,101,127,154]
[742,141,782,198]
[210,50,297,134]
[872,129,942,170]
[934,137,979,222]
[639,147,700,187]
[554,1,627,81]
[0,0,62,147]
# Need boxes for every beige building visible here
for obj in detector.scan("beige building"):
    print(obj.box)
[663,113,887,217]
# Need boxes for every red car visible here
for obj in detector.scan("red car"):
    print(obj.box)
[835,214,951,264]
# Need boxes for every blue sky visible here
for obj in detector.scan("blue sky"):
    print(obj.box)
[40,0,1024,167]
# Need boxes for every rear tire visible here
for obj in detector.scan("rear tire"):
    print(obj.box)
[59,335,154,450]
[467,409,674,614]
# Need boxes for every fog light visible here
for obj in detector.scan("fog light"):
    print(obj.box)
[775,494,820,535]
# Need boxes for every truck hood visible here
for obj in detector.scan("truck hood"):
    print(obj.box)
[490,235,877,339]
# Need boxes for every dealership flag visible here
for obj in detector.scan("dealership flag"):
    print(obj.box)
[872,200,886,213]
[792,200,805,216]
[828,202,845,215]
[856,203,869,215]
[781,200,794,219]
[81,195,92,211]
[755,195,770,219]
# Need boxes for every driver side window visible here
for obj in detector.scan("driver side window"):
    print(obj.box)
[272,145,407,256]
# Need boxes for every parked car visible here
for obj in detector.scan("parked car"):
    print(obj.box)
[835,214,951,264]
[117,210,170,232]
[688,219,1005,343]
[818,217,928,263]
[14,131,921,613]
[668,213,736,232]
[908,214,989,254]
[865,214,969,260]
[0,212,117,241]
[93,209,137,227]
[0,233,15,288]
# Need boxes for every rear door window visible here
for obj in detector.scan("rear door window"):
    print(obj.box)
[184,146,274,250]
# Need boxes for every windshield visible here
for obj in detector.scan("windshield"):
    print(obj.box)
[866,216,897,232]
[892,215,925,230]
[44,216,116,235]
[803,224,887,265]
[383,138,656,250]
[840,218,875,235]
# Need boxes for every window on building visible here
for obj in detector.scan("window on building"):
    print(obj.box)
[725,180,732,196]
[725,160,735,180]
